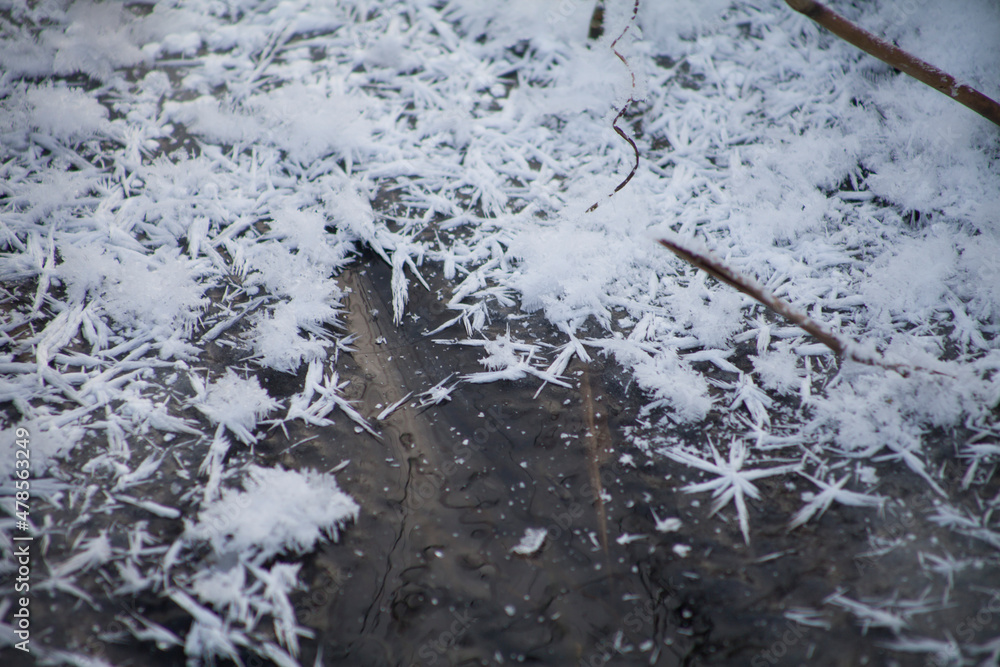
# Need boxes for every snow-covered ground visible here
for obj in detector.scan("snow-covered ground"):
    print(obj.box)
[1,0,999,664]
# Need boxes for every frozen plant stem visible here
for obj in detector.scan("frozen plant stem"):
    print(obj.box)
[587,0,641,213]
[658,238,845,355]
[784,0,1000,128]
[657,238,947,378]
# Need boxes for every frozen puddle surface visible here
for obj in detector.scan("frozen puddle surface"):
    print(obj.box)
[2,0,1000,665]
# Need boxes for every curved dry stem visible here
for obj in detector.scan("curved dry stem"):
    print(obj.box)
[587,0,641,213]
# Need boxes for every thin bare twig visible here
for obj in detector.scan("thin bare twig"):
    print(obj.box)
[587,0,641,213]
[658,237,952,378]
[785,0,1000,128]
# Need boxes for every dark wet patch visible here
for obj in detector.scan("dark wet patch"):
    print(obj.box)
[250,253,943,667]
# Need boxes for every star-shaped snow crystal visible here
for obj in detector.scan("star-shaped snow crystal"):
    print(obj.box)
[665,439,799,544]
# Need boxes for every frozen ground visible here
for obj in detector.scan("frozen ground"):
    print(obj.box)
[1,0,999,665]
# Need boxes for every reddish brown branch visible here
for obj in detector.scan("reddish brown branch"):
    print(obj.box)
[658,237,848,357]
[785,0,1000,128]
[658,237,954,378]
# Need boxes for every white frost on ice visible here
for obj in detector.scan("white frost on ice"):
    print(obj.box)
[184,465,359,562]
[192,370,277,442]
[511,527,547,556]
[664,439,800,544]
[651,511,682,534]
